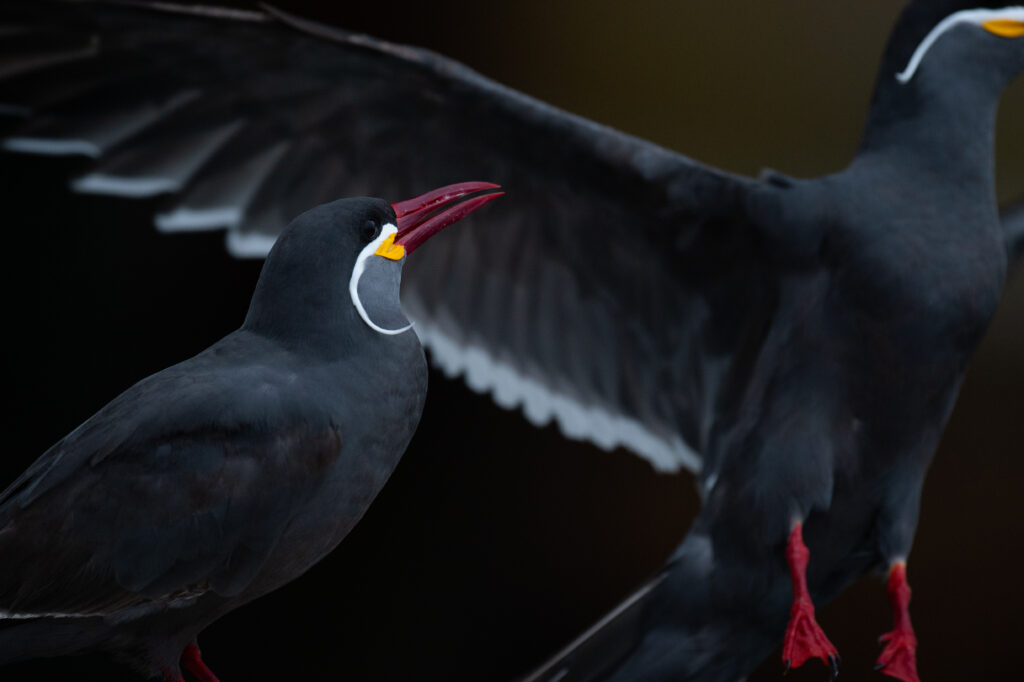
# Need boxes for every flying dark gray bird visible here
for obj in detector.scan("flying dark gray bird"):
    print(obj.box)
[0,182,502,680]
[0,1,1022,681]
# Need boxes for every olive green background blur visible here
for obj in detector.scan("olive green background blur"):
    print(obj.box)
[1,1,1021,680]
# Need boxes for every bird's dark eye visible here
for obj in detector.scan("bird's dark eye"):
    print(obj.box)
[360,219,381,243]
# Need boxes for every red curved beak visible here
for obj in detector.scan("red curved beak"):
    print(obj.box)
[390,181,503,254]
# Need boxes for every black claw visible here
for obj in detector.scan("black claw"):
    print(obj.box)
[783,659,791,675]
[874,662,885,672]
[829,654,840,679]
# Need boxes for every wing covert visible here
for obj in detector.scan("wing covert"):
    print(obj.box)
[0,360,344,618]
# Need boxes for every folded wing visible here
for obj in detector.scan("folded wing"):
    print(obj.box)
[0,354,343,617]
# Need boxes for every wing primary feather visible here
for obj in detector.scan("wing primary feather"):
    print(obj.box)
[2,136,100,157]
[0,36,98,81]
[4,88,199,158]
[115,1,269,23]
[155,140,289,234]
[71,119,243,198]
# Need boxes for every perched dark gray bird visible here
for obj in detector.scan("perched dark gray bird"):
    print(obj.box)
[0,182,502,680]
[0,1,1022,681]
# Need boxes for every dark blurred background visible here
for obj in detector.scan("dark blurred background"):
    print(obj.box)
[1,1,1021,680]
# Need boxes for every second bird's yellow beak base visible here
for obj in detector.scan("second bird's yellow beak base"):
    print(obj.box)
[983,19,1024,38]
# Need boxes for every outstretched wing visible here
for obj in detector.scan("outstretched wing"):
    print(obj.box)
[0,0,775,473]
[0,351,343,617]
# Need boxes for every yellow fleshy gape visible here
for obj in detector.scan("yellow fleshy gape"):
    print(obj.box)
[982,19,1024,38]
[374,233,406,260]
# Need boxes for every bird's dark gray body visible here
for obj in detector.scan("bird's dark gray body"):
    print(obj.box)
[609,168,1007,682]
[0,198,427,676]
[574,13,1019,680]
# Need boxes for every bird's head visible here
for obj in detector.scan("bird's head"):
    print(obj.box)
[242,182,502,346]
[860,4,1024,156]
[895,6,1024,88]
[351,182,503,335]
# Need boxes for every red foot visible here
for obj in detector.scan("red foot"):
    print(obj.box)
[876,563,920,682]
[181,642,222,682]
[783,596,839,673]
[782,523,839,676]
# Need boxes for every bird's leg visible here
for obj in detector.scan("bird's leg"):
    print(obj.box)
[781,522,839,677]
[181,642,222,682]
[875,561,920,682]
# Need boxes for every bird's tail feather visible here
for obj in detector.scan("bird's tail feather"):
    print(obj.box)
[0,616,106,665]
[521,571,667,682]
